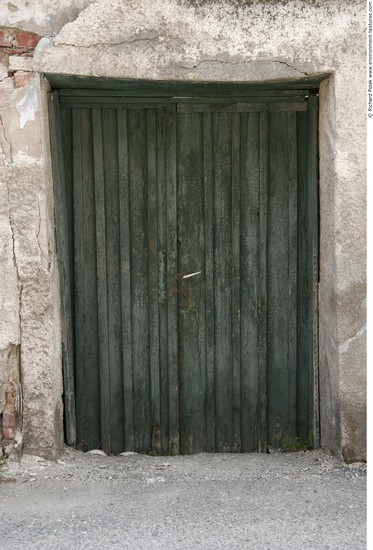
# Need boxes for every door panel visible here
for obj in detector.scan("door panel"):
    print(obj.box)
[54,93,318,454]
[177,111,206,453]
[267,111,298,448]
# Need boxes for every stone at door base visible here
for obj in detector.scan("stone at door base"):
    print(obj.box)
[86,449,107,456]
[119,451,138,456]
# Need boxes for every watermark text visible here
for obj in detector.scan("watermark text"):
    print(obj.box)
[368,1,372,117]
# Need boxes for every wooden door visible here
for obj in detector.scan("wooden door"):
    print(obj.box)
[50,91,318,454]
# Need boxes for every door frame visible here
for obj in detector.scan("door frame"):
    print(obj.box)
[48,79,320,452]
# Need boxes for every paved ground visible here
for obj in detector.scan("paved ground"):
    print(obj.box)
[0,448,366,549]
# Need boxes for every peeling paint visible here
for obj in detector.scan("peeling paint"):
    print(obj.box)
[340,326,366,354]
[12,150,42,164]
[33,36,52,61]
[16,74,40,130]
[0,344,21,454]
[5,177,22,362]
[36,198,51,271]
[0,111,13,162]
[0,0,92,35]
[0,193,20,367]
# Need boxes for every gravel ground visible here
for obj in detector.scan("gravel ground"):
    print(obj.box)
[0,448,366,549]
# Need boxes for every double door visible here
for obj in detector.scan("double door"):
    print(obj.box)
[52,92,318,454]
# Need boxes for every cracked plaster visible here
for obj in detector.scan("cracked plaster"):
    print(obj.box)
[0,70,63,457]
[0,0,93,35]
[38,0,362,81]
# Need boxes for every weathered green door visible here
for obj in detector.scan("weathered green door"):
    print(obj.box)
[50,90,318,455]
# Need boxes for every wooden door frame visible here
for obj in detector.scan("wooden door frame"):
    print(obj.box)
[48,79,320,451]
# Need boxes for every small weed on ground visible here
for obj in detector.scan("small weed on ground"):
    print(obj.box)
[281,434,314,452]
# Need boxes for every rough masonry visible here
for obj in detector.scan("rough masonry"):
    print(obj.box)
[1,23,63,458]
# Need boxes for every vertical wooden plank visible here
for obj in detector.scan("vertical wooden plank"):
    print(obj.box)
[59,106,75,368]
[295,108,309,444]
[203,112,215,453]
[127,108,151,452]
[213,111,232,452]
[118,107,135,451]
[72,109,85,448]
[296,98,319,447]
[258,111,269,452]
[267,111,290,449]
[287,111,298,441]
[240,112,261,452]
[309,96,320,447]
[73,108,101,450]
[80,108,101,450]
[294,96,319,449]
[48,92,76,446]
[92,107,111,452]
[147,109,161,453]
[231,112,241,452]
[102,108,124,453]
[177,111,205,454]
[59,107,74,289]
[156,107,170,453]
[166,105,179,454]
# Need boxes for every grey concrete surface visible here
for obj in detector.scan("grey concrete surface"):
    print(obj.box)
[0,448,366,549]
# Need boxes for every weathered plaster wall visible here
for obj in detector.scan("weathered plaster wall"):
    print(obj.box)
[0,27,63,457]
[0,0,367,460]
[0,0,92,35]
[39,0,363,81]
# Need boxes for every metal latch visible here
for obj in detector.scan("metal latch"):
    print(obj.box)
[182,271,202,280]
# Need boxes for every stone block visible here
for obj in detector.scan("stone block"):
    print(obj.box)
[2,410,17,439]
[0,26,41,54]
[0,28,12,48]
[13,30,41,50]
[9,55,33,72]
[14,71,33,88]
[0,62,8,80]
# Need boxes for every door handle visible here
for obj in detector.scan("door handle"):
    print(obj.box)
[182,271,202,280]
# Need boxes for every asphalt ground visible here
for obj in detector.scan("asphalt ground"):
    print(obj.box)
[0,448,367,549]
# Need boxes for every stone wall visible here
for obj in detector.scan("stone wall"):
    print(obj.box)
[0,0,367,461]
[0,24,63,458]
